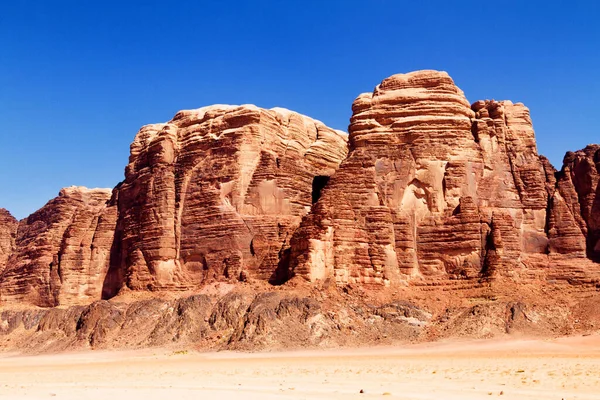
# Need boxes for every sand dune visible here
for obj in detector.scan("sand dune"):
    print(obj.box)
[1,336,600,399]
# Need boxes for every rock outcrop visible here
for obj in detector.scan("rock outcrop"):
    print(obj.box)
[102,105,348,297]
[0,187,117,307]
[286,70,600,287]
[0,106,348,307]
[0,71,598,318]
[0,209,17,275]
[553,145,600,261]
[0,287,432,352]
[2,283,597,353]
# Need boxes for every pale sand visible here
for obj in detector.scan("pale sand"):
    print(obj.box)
[1,336,600,399]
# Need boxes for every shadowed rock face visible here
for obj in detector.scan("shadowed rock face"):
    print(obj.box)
[287,70,600,286]
[102,105,348,296]
[0,188,117,307]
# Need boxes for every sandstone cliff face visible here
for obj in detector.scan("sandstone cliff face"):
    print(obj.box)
[103,105,348,297]
[0,72,598,313]
[287,70,599,286]
[0,209,17,275]
[3,286,589,353]
[0,187,117,307]
[553,145,600,262]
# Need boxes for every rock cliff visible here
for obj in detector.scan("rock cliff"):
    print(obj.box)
[0,187,116,307]
[553,145,600,261]
[0,209,17,275]
[102,105,348,297]
[286,70,600,288]
[0,106,348,307]
[0,71,598,330]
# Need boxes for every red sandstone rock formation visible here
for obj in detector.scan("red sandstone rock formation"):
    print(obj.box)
[286,70,599,287]
[0,187,117,307]
[0,209,17,275]
[552,145,600,260]
[102,105,348,297]
[0,73,598,312]
[566,146,600,255]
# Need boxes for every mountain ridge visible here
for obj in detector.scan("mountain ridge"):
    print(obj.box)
[0,70,598,352]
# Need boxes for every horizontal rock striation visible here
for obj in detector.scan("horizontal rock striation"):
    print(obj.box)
[102,105,348,297]
[0,187,117,307]
[287,70,600,287]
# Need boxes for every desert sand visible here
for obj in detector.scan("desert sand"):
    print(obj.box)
[1,336,599,400]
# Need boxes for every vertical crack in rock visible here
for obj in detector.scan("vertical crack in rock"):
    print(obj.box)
[311,176,330,204]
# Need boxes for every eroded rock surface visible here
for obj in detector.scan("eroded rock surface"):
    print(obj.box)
[0,288,432,352]
[0,187,116,307]
[0,71,598,322]
[3,283,597,353]
[287,70,600,287]
[0,209,17,275]
[553,145,600,261]
[103,105,348,296]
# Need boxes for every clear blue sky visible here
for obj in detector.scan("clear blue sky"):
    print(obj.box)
[1,1,598,219]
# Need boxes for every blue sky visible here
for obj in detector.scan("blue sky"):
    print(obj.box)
[1,1,598,219]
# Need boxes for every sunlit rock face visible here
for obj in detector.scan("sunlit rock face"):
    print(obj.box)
[551,145,600,261]
[0,187,117,307]
[287,70,599,287]
[0,209,18,275]
[103,105,348,296]
[1,72,599,309]
[0,106,348,306]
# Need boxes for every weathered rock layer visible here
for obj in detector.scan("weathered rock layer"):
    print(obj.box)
[0,209,17,275]
[3,285,595,353]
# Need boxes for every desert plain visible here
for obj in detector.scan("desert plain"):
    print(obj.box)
[1,335,599,400]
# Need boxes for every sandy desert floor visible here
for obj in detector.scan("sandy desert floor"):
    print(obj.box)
[1,336,600,400]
